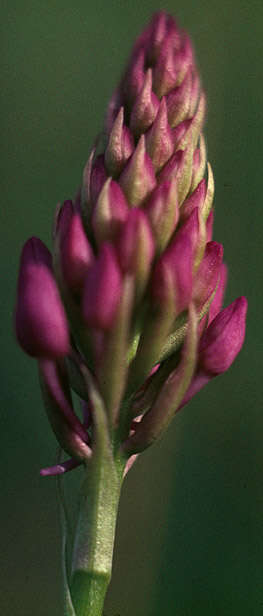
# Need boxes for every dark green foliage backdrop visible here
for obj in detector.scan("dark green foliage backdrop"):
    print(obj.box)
[1,1,262,614]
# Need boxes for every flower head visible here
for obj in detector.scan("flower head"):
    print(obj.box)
[15,12,247,472]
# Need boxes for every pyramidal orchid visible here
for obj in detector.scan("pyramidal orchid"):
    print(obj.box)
[15,12,247,616]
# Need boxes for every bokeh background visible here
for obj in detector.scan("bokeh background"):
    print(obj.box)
[1,1,262,614]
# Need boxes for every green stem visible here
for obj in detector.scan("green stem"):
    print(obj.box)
[70,451,125,616]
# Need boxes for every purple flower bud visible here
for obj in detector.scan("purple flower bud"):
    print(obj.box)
[208,263,227,324]
[158,146,193,205]
[147,12,177,64]
[180,178,206,221]
[89,154,107,206]
[123,48,146,106]
[92,178,129,245]
[166,70,192,127]
[158,149,182,184]
[179,207,202,258]
[145,98,175,172]
[174,33,194,84]
[105,107,134,177]
[193,241,223,308]
[179,292,247,409]
[153,27,189,97]
[59,206,94,293]
[199,297,248,375]
[130,69,159,137]
[117,209,154,299]
[83,243,122,329]
[153,41,176,98]
[15,238,70,358]
[152,229,193,314]
[147,11,180,65]
[143,179,179,254]
[177,93,206,152]
[119,135,156,207]
[173,118,192,150]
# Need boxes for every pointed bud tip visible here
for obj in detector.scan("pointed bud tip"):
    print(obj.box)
[199,296,248,375]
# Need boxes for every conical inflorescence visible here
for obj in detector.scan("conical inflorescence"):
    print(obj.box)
[15,12,247,474]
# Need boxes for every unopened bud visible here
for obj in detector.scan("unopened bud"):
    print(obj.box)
[130,69,159,137]
[16,238,70,358]
[105,107,134,177]
[92,178,129,245]
[119,135,156,207]
[83,243,122,330]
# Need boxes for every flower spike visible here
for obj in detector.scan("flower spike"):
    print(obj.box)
[15,13,247,616]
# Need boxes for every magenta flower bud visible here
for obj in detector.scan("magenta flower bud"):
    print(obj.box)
[144,179,179,254]
[123,48,146,106]
[179,208,201,255]
[180,178,206,221]
[199,297,248,375]
[173,118,192,150]
[105,107,134,177]
[177,94,206,153]
[166,70,192,127]
[145,98,175,172]
[146,12,175,64]
[180,291,247,410]
[117,209,154,299]
[130,69,159,137]
[83,243,122,330]
[16,237,70,358]
[158,149,182,184]
[92,178,129,245]
[158,145,194,205]
[173,33,194,85]
[89,154,107,205]
[153,37,178,98]
[208,262,227,324]
[152,230,193,314]
[59,208,94,293]
[153,25,191,98]
[193,241,223,308]
[119,135,156,207]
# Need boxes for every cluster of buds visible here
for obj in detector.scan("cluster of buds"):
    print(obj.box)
[15,12,247,476]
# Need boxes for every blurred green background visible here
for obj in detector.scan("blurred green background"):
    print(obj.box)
[1,0,262,614]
